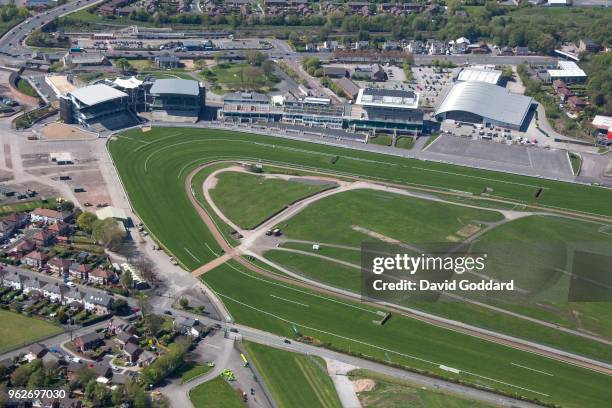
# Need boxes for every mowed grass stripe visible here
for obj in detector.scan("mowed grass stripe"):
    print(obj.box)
[205,261,612,408]
[244,342,342,408]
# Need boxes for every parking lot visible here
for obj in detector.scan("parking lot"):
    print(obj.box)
[426,134,573,177]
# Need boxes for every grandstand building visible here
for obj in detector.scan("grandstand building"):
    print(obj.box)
[348,88,424,134]
[435,81,533,130]
[60,83,138,132]
[108,76,147,112]
[148,78,204,123]
[282,97,345,129]
[220,92,281,123]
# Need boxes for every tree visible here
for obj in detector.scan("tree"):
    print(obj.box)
[134,256,155,283]
[115,58,132,74]
[76,212,98,233]
[262,60,274,79]
[501,66,513,80]
[92,218,126,250]
[179,297,189,309]
[121,269,134,289]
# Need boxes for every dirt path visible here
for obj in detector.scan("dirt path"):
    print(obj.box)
[185,161,612,376]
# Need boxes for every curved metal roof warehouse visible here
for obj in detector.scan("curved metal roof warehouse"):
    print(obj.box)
[435,82,533,129]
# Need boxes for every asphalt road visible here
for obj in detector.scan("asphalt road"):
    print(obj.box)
[0,0,106,59]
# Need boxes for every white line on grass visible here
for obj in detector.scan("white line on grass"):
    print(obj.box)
[270,294,309,307]
[212,289,549,397]
[511,363,554,376]
[223,260,379,315]
[412,167,550,190]
[184,247,201,262]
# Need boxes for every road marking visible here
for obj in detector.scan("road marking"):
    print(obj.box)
[270,294,309,307]
[205,343,221,350]
[184,247,201,262]
[511,363,554,376]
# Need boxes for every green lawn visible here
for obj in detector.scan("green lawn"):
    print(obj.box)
[16,78,38,98]
[202,260,612,408]
[349,369,495,408]
[569,152,582,175]
[189,376,244,408]
[395,137,414,150]
[279,241,361,265]
[368,134,393,146]
[209,171,334,229]
[280,189,503,247]
[0,310,63,353]
[206,63,279,93]
[109,127,612,271]
[265,249,361,292]
[244,342,342,408]
[177,362,213,384]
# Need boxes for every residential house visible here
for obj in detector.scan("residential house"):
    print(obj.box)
[2,271,28,290]
[427,40,446,55]
[43,282,69,303]
[499,46,514,56]
[69,263,92,280]
[74,332,104,352]
[24,276,48,295]
[4,212,29,228]
[13,240,36,257]
[27,343,48,360]
[406,40,425,54]
[84,292,113,315]
[139,350,156,366]
[370,64,387,82]
[64,288,85,306]
[0,220,16,242]
[48,257,72,276]
[91,362,113,379]
[108,316,137,335]
[353,40,370,50]
[579,38,601,53]
[322,66,348,78]
[48,221,71,236]
[89,268,116,285]
[382,40,401,51]
[175,317,204,338]
[30,208,67,225]
[31,230,55,247]
[123,342,143,363]
[568,96,586,110]
[514,46,529,56]
[22,251,48,269]
[115,331,137,349]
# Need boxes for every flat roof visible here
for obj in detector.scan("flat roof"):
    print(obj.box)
[45,75,77,97]
[96,206,128,221]
[592,115,612,130]
[149,78,200,96]
[457,68,502,85]
[113,76,143,89]
[548,61,587,78]
[435,81,533,128]
[356,88,419,109]
[69,84,127,106]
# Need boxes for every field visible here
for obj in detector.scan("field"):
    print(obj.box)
[176,362,213,384]
[203,260,612,408]
[368,134,392,146]
[109,127,612,407]
[16,78,38,97]
[279,189,503,247]
[209,171,333,229]
[0,310,63,353]
[189,376,244,408]
[395,137,414,150]
[349,369,494,408]
[244,342,342,408]
[205,63,279,93]
[108,127,612,272]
